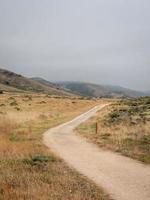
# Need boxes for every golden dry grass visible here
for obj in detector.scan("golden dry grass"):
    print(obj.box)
[77,101,150,164]
[0,93,110,200]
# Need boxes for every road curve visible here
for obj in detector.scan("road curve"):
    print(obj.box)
[43,105,150,200]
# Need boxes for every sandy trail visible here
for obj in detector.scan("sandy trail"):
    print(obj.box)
[43,105,150,200]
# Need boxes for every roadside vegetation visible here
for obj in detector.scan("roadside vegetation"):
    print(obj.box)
[77,97,150,164]
[0,93,110,200]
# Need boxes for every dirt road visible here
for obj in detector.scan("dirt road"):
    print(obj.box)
[43,105,150,200]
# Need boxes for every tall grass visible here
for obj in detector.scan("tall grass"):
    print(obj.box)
[0,94,110,200]
[77,98,150,164]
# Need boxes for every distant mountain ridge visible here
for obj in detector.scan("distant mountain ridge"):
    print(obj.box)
[0,68,73,96]
[57,81,148,98]
[144,90,150,95]
[0,68,149,98]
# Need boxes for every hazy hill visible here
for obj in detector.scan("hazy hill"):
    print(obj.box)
[144,90,150,96]
[0,68,148,98]
[0,68,73,96]
[31,77,60,89]
[57,81,147,98]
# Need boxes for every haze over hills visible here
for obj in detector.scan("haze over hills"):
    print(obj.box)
[0,68,149,98]
[144,90,150,95]
[0,68,73,96]
[57,81,148,98]
[31,77,60,89]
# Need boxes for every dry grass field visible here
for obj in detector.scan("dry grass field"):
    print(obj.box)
[77,97,150,164]
[0,93,111,200]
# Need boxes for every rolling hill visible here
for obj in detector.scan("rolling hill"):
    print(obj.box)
[31,77,60,89]
[57,81,147,98]
[0,68,148,98]
[0,68,73,96]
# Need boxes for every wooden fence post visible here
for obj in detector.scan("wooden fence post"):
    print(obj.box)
[96,122,98,134]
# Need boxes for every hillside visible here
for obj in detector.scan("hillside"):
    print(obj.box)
[145,90,150,95]
[0,68,73,96]
[77,96,150,163]
[0,68,148,98]
[30,77,64,90]
[57,81,147,98]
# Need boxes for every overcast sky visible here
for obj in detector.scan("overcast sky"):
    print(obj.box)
[0,0,150,90]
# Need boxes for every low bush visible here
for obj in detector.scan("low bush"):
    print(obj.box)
[10,101,18,106]
[22,155,56,166]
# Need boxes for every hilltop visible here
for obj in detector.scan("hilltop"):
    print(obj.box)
[0,68,148,98]
[57,81,147,98]
[0,68,73,96]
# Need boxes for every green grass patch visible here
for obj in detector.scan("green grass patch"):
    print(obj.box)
[22,155,56,166]
[9,133,22,142]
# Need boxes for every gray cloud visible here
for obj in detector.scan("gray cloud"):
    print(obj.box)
[0,0,150,90]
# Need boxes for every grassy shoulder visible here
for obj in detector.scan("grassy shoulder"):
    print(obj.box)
[76,97,150,164]
[0,93,110,200]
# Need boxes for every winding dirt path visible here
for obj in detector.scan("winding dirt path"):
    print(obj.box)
[43,105,150,200]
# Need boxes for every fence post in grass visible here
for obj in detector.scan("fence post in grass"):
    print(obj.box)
[96,122,98,134]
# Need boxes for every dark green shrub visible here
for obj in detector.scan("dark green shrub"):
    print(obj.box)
[22,155,56,166]
[10,101,18,106]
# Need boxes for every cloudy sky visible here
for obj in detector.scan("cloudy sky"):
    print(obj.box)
[0,0,150,90]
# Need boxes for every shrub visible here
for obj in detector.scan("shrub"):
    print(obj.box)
[9,133,20,142]
[15,107,21,111]
[10,101,18,106]
[22,155,56,166]
[38,101,46,104]
[0,104,5,107]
